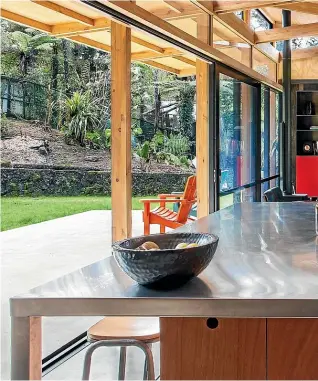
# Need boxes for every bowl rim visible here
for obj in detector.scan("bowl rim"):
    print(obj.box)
[112,232,219,253]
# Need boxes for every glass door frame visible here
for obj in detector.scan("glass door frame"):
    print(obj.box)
[212,63,262,211]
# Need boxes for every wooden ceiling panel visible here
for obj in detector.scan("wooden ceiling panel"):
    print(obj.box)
[80,30,111,45]
[49,0,103,19]
[1,0,74,24]
[262,6,318,24]
[136,0,203,20]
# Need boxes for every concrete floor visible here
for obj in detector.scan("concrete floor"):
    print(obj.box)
[1,210,160,380]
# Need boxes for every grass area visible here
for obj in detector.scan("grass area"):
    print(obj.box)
[1,194,234,232]
[0,196,173,232]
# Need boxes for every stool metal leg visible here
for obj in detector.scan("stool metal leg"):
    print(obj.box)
[82,343,96,380]
[118,347,127,380]
[82,339,155,381]
[143,344,152,380]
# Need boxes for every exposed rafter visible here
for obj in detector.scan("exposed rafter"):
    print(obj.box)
[142,60,180,74]
[131,37,165,53]
[105,0,282,90]
[0,9,193,75]
[148,3,203,20]
[51,19,111,37]
[131,48,182,61]
[212,0,302,14]
[162,1,184,13]
[255,22,318,43]
[68,35,111,52]
[31,0,95,25]
[273,1,318,16]
[173,56,196,66]
[0,9,52,33]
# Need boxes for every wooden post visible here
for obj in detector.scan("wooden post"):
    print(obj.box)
[196,14,212,218]
[111,21,132,242]
[11,316,42,380]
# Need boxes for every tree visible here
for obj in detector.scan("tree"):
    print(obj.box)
[179,83,195,138]
[11,31,55,76]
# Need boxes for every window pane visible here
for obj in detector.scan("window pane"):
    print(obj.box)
[261,86,270,179]
[213,19,251,67]
[219,73,257,194]
[261,87,280,180]
[220,187,257,209]
[270,91,280,176]
[253,48,277,81]
[250,9,272,31]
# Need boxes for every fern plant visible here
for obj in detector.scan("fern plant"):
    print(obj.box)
[11,31,55,76]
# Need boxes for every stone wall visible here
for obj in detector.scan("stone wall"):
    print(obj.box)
[1,167,191,196]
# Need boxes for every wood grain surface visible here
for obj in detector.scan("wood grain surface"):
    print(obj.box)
[267,318,318,380]
[160,317,266,380]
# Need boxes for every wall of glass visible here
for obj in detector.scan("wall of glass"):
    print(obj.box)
[218,73,258,209]
[217,71,281,210]
[261,86,281,195]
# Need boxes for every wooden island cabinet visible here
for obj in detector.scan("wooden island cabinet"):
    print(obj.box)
[161,317,318,380]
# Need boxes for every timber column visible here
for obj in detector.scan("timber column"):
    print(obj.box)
[111,22,132,242]
[196,13,214,217]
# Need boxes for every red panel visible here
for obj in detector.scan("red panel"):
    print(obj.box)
[296,156,318,197]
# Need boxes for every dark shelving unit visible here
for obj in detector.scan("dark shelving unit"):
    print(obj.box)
[296,91,318,155]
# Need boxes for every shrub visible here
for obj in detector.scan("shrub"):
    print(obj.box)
[85,131,104,149]
[164,133,190,157]
[64,91,99,145]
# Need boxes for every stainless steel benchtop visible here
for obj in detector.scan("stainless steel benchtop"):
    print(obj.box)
[11,202,318,318]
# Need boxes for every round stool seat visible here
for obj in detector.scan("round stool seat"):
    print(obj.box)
[88,317,160,343]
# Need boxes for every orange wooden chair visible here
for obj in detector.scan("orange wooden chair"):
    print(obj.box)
[140,175,197,235]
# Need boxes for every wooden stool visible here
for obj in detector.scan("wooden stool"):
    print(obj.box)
[82,317,160,380]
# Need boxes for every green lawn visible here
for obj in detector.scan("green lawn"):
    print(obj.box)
[1,194,234,232]
[0,196,173,231]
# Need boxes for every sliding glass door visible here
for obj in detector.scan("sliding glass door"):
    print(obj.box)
[213,66,282,210]
[261,86,281,194]
[216,69,260,210]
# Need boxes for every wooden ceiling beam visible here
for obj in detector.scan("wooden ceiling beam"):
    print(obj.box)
[68,35,188,75]
[31,0,95,25]
[273,2,318,15]
[0,9,52,33]
[173,56,197,66]
[68,35,111,52]
[213,0,301,14]
[131,36,165,53]
[255,22,318,43]
[147,3,203,20]
[162,1,184,13]
[105,1,282,90]
[216,13,255,43]
[142,60,181,75]
[51,19,111,37]
[131,48,182,60]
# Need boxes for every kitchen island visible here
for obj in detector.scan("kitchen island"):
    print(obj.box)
[10,202,318,379]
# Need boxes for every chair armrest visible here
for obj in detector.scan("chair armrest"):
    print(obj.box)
[158,193,183,199]
[140,198,185,203]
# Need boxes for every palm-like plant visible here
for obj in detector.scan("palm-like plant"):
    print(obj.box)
[11,31,55,75]
[64,91,99,145]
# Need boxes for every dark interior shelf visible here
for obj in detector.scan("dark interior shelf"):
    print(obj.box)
[297,114,318,117]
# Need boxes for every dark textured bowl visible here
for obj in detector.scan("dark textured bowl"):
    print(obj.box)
[112,232,219,290]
